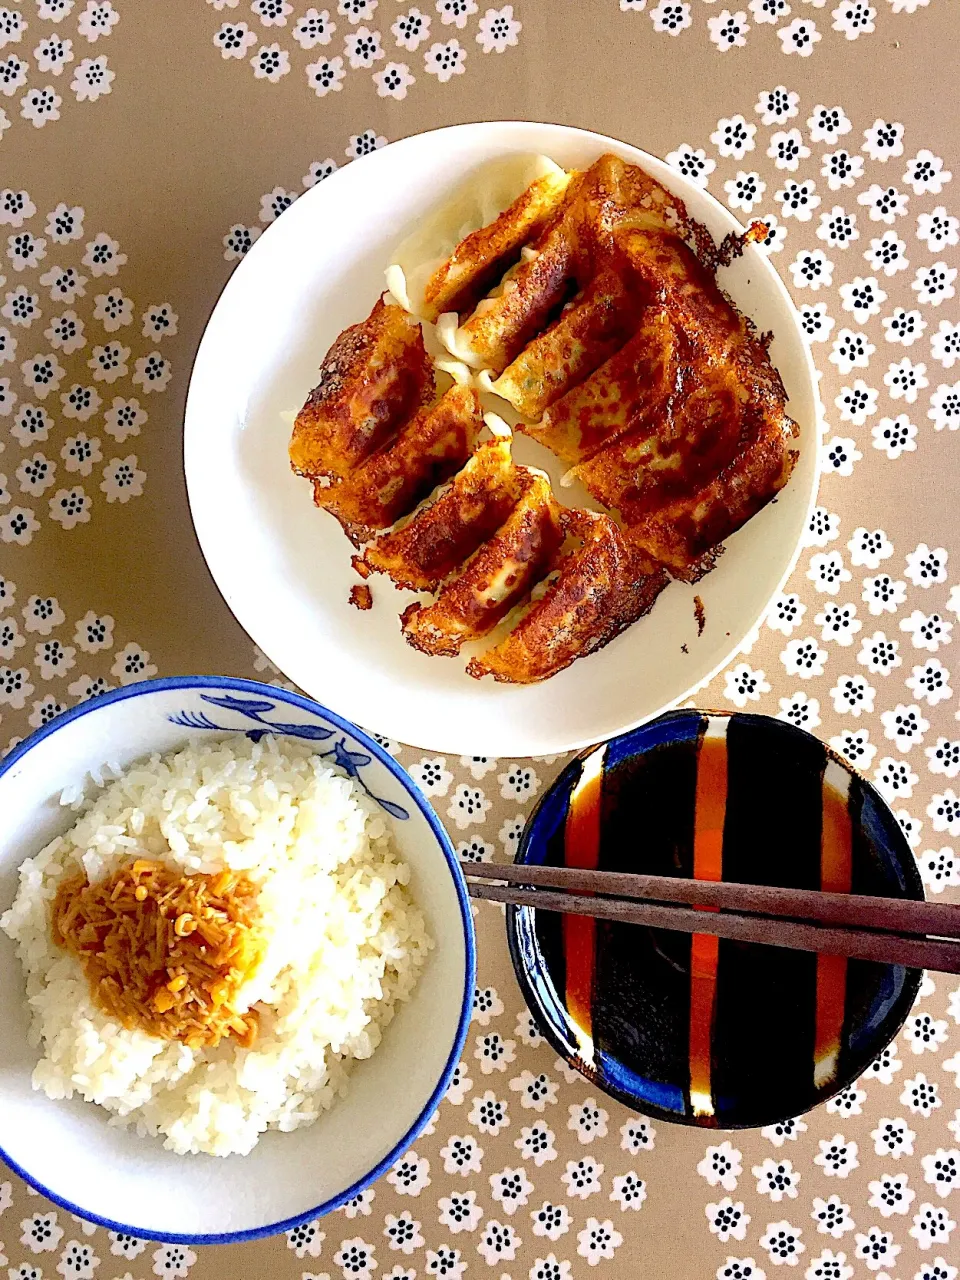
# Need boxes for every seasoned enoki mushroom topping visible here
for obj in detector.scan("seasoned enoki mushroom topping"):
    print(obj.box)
[52,858,266,1049]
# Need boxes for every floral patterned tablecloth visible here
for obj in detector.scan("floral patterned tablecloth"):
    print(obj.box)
[2,2,960,1278]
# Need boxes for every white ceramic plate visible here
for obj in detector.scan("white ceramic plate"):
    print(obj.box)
[0,678,473,1242]
[185,122,820,758]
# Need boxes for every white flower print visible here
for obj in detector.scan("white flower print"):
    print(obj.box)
[338,0,376,21]
[0,612,25,658]
[908,657,953,706]
[780,637,828,679]
[101,395,146,442]
[884,356,927,402]
[108,1234,147,1259]
[834,378,876,425]
[803,1249,852,1280]
[826,1085,867,1120]
[387,1151,430,1196]
[755,86,799,126]
[13,448,55,491]
[846,527,890,570]
[858,629,902,675]
[928,787,960,836]
[131,352,171,394]
[711,116,756,160]
[20,1214,65,1254]
[868,1172,916,1218]
[474,1030,515,1074]
[861,573,906,616]
[81,232,124,277]
[60,430,101,475]
[814,1137,859,1179]
[70,54,112,99]
[60,382,100,420]
[609,1172,646,1212]
[530,1201,572,1241]
[498,761,540,801]
[873,755,918,800]
[293,7,335,48]
[766,594,807,640]
[699,1143,743,1191]
[839,275,885,320]
[853,1227,899,1272]
[814,602,861,647]
[302,158,338,188]
[903,1010,949,1053]
[817,206,858,250]
[150,1244,196,1278]
[249,41,290,80]
[829,726,876,768]
[346,128,386,159]
[468,1089,509,1135]
[1,286,40,332]
[901,609,952,652]
[809,105,851,143]
[723,662,770,707]
[927,736,960,777]
[829,327,874,374]
[87,341,128,382]
[0,50,29,91]
[331,1238,376,1279]
[93,288,133,330]
[392,6,430,49]
[649,1,693,33]
[20,85,62,126]
[110,641,156,684]
[306,52,346,94]
[778,18,821,55]
[100,454,145,503]
[72,610,113,652]
[437,1190,481,1234]
[912,262,957,309]
[48,484,89,529]
[568,1098,608,1145]
[515,1120,557,1168]
[862,1044,902,1086]
[758,1219,804,1265]
[489,1165,533,1215]
[808,551,850,595]
[790,249,833,290]
[883,305,926,347]
[930,322,960,374]
[769,129,809,173]
[917,208,959,254]
[880,703,929,750]
[561,1155,603,1200]
[829,670,875,721]
[900,1072,941,1118]
[344,24,383,67]
[708,1199,751,1243]
[805,508,840,549]
[423,37,464,80]
[340,1187,375,1219]
[475,1222,517,1267]
[22,594,65,635]
[437,0,476,28]
[776,179,820,222]
[76,0,118,40]
[909,1202,955,1249]
[904,150,952,196]
[1,503,40,544]
[723,172,766,216]
[904,544,948,587]
[861,119,904,163]
[929,382,960,431]
[576,1218,622,1266]
[822,149,864,193]
[39,264,86,304]
[707,9,750,49]
[373,60,414,97]
[409,755,453,796]
[858,183,909,226]
[5,236,46,282]
[476,5,521,51]
[822,435,861,475]
[383,1211,423,1253]
[872,413,917,459]
[620,1115,655,1153]
[665,144,714,188]
[864,230,908,277]
[754,1159,800,1203]
[509,1068,558,1112]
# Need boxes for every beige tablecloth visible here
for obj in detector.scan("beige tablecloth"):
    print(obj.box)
[2,2,960,1276]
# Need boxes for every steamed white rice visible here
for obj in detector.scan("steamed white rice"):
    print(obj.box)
[0,734,432,1157]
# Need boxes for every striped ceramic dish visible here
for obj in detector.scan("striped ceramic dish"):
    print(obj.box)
[507,710,923,1129]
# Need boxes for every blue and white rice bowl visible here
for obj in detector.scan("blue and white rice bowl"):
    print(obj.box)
[0,676,474,1243]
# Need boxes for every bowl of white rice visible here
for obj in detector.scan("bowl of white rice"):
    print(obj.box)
[0,676,474,1244]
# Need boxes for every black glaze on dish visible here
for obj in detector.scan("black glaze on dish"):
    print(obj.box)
[506,710,924,1129]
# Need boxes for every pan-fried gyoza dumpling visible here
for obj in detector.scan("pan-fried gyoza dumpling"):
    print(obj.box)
[400,470,563,657]
[385,155,572,322]
[289,300,434,481]
[312,383,484,544]
[467,510,669,684]
[362,431,522,592]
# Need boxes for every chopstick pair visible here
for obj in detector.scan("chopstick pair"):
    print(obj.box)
[464,861,960,975]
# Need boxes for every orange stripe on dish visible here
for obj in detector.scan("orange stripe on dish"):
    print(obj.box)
[562,744,606,1064]
[689,718,729,1120]
[815,760,854,1089]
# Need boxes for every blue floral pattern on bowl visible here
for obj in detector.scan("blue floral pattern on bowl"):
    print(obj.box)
[168,692,410,820]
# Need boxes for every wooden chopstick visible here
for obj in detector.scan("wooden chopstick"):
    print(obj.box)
[464,862,960,974]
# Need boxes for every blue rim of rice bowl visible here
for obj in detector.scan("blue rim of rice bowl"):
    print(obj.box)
[0,675,477,1245]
